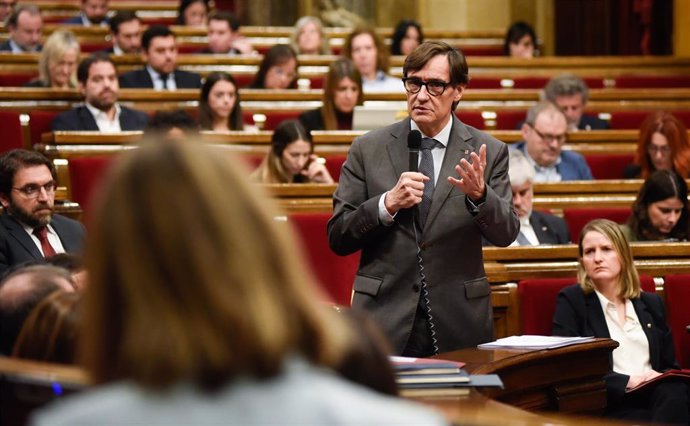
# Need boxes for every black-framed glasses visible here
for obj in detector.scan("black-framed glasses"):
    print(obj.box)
[12,181,57,198]
[527,123,567,144]
[647,144,671,155]
[402,77,451,96]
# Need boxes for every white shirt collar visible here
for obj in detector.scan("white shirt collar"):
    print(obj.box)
[112,44,124,55]
[85,102,122,131]
[410,115,452,148]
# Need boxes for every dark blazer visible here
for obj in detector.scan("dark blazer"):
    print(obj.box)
[51,104,149,131]
[531,210,570,244]
[579,114,609,130]
[299,108,325,132]
[0,40,42,52]
[118,68,202,89]
[552,284,679,404]
[328,116,519,354]
[0,213,86,277]
[23,80,49,88]
[62,15,109,26]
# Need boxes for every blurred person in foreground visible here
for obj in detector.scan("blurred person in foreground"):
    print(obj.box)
[32,141,445,425]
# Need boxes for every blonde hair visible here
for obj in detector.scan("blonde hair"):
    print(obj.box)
[82,141,350,390]
[577,219,641,299]
[290,16,331,55]
[38,30,80,88]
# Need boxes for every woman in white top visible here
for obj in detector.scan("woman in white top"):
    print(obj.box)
[31,141,444,426]
[552,218,689,424]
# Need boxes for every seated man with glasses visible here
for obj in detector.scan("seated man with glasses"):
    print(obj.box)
[329,41,518,357]
[514,101,593,182]
[0,150,86,277]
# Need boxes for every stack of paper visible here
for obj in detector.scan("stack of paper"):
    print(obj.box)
[477,335,595,350]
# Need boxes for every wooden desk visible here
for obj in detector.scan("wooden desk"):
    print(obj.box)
[435,339,618,416]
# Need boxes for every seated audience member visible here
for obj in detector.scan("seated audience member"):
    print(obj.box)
[299,58,362,131]
[105,10,141,55]
[119,25,202,90]
[543,74,608,131]
[624,111,690,179]
[176,0,208,26]
[52,54,148,132]
[199,72,248,131]
[12,290,81,364]
[45,253,88,290]
[250,120,333,184]
[0,5,42,53]
[31,142,445,425]
[63,0,109,26]
[390,19,423,56]
[553,219,689,424]
[0,0,16,23]
[0,149,87,276]
[343,27,402,93]
[514,101,593,182]
[622,169,689,242]
[203,11,255,55]
[0,264,75,355]
[249,44,299,89]
[290,16,331,55]
[25,30,79,88]
[503,21,537,58]
[144,110,198,141]
[506,149,570,246]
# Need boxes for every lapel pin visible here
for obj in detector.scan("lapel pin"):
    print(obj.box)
[647,323,652,329]
[541,226,548,231]
[464,150,469,155]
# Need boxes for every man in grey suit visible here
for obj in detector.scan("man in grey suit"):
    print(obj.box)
[0,150,86,277]
[328,41,519,356]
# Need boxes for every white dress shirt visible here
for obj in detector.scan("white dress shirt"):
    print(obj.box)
[146,65,176,90]
[594,290,653,377]
[85,102,122,132]
[510,214,539,246]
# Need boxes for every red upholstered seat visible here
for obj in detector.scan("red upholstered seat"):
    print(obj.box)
[288,212,359,306]
[496,109,527,130]
[0,111,25,153]
[28,110,61,148]
[610,110,690,129]
[79,41,111,53]
[662,274,690,368]
[562,207,631,242]
[0,72,37,87]
[325,155,346,182]
[467,77,503,89]
[67,156,116,221]
[455,110,484,129]
[520,275,655,336]
[584,153,635,179]
[615,75,690,89]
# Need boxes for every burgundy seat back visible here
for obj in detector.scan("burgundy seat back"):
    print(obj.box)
[28,110,61,148]
[0,111,25,153]
[519,277,577,335]
[584,153,635,179]
[662,274,690,368]
[563,207,631,242]
[67,156,116,221]
[288,213,359,306]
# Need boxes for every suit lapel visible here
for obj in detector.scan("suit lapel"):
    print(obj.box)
[1,214,42,259]
[77,106,99,131]
[424,116,473,230]
[530,213,549,244]
[584,291,611,338]
[384,119,411,182]
[631,297,659,366]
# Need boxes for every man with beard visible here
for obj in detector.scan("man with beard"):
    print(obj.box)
[63,0,109,26]
[0,150,86,276]
[119,25,202,90]
[52,54,148,131]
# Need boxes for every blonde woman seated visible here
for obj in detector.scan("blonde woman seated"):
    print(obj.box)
[250,120,333,184]
[553,219,689,424]
[25,30,80,89]
[32,141,445,425]
[290,16,331,55]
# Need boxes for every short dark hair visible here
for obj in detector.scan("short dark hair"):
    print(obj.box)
[0,265,74,355]
[77,53,116,85]
[144,110,198,136]
[6,4,40,29]
[0,149,57,199]
[208,11,239,31]
[109,10,139,35]
[142,25,175,52]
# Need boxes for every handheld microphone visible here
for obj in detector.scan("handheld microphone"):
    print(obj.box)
[407,130,422,172]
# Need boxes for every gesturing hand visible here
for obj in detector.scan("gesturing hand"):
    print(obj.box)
[384,172,429,215]
[448,144,487,202]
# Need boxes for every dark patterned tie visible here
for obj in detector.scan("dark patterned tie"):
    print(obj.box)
[160,73,169,89]
[419,137,440,227]
[33,226,57,257]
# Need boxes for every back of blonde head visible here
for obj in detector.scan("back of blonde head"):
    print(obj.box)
[82,141,349,389]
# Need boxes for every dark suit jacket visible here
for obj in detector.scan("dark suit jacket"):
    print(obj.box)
[118,68,202,89]
[328,116,519,354]
[531,210,570,244]
[299,108,325,132]
[0,213,86,277]
[0,40,42,52]
[552,284,679,405]
[51,104,149,131]
[62,15,110,26]
[579,114,609,130]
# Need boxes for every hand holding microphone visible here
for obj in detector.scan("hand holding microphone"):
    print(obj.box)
[383,130,429,214]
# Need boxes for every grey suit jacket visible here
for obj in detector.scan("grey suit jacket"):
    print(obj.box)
[328,116,519,353]
[0,213,86,277]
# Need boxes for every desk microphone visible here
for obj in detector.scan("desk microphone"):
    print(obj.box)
[408,130,422,172]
